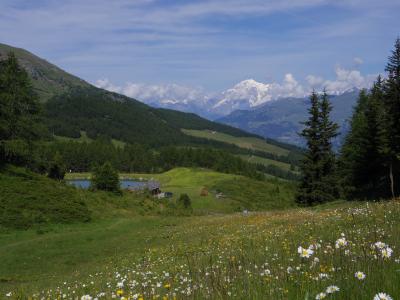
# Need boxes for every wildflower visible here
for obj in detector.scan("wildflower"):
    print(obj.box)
[381,247,393,259]
[355,271,366,280]
[326,285,340,294]
[335,237,348,249]
[315,292,327,299]
[164,283,171,289]
[116,289,124,297]
[298,246,314,258]
[374,242,386,249]
[81,295,93,300]
[117,282,124,288]
[373,293,393,300]
[5,292,11,297]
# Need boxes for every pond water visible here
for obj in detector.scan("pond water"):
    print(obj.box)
[66,179,147,190]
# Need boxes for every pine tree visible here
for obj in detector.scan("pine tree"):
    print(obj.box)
[0,52,41,165]
[339,81,388,200]
[48,151,66,180]
[297,91,339,205]
[382,38,400,198]
[319,91,339,200]
[296,91,323,205]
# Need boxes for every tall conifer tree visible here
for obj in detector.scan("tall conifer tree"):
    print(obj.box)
[319,91,339,199]
[383,38,400,198]
[0,52,41,165]
[339,80,388,199]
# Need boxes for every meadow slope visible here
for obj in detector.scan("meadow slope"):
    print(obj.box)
[1,200,399,299]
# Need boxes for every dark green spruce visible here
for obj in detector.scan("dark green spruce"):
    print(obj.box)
[0,52,42,166]
[382,38,400,198]
[296,91,339,205]
[339,38,400,200]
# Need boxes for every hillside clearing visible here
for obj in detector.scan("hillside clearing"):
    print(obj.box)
[182,129,290,156]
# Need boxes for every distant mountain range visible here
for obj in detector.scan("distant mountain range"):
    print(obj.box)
[217,91,359,146]
[96,78,306,119]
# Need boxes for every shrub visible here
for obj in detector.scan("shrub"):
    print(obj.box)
[91,162,120,193]
[177,193,192,210]
[47,151,66,180]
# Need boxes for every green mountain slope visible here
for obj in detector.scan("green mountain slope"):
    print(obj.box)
[0,43,89,101]
[1,43,302,164]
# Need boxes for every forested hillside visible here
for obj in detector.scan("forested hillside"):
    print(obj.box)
[0,43,302,179]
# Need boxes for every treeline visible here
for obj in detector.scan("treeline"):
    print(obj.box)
[297,38,400,205]
[35,139,264,180]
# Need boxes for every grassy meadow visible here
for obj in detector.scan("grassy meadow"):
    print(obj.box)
[238,154,295,171]
[1,167,399,299]
[1,200,399,299]
[181,129,290,156]
[66,168,296,213]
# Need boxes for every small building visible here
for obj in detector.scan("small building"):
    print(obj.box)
[147,180,161,196]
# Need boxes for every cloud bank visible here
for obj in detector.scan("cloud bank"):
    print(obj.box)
[96,64,377,116]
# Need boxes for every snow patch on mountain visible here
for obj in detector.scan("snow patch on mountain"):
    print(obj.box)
[212,75,305,114]
[95,65,377,118]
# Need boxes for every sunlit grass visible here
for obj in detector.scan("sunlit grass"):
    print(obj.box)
[1,201,399,299]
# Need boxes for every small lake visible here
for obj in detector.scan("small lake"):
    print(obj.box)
[66,179,147,190]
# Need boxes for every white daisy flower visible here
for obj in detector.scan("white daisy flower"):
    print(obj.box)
[374,242,386,249]
[335,237,348,249]
[373,292,393,300]
[298,246,314,258]
[355,271,366,280]
[381,247,393,259]
[315,292,327,299]
[326,285,340,294]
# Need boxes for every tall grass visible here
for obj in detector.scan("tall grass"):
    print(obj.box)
[3,201,399,299]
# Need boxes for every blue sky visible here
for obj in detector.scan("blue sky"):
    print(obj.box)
[0,0,399,95]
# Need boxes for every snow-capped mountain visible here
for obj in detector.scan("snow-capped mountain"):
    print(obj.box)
[212,79,277,115]
[96,77,306,118]
[95,68,373,119]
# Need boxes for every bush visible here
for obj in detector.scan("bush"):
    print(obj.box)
[47,151,66,180]
[177,193,192,210]
[91,162,120,193]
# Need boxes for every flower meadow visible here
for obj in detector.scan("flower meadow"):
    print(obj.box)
[4,201,400,299]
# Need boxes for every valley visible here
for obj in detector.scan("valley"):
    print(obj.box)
[1,8,399,299]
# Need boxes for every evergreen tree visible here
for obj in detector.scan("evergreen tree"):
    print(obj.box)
[91,162,120,193]
[339,82,388,199]
[319,91,339,199]
[0,52,41,165]
[296,91,324,205]
[296,91,339,205]
[382,38,400,198]
[48,151,66,180]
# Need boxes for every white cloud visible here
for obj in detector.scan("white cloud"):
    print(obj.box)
[95,79,210,107]
[323,67,376,95]
[353,57,363,65]
[95,66,377,116]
